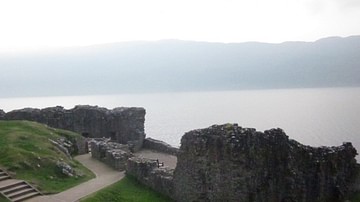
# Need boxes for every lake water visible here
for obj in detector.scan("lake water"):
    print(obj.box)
[1,87,360,160]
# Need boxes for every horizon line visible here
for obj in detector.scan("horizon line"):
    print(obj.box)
[1,34,359,54]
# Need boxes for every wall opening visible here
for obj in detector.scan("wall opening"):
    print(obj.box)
[110,132,116,141]
[82,132,90,138]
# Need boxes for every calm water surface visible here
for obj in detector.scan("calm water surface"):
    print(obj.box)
[1,87,359,160]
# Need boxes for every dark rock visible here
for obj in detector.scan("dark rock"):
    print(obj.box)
[353,165,360,193]
[173,124,358,202]
[4,105,146,152]
[0,109,5,119]
[143,138,179,155]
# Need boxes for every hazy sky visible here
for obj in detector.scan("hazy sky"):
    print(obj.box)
[0,0,360,52]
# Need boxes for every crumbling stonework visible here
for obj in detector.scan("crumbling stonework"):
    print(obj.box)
[126,157,175,199]
[173,124,358,202]
[90,139,133,171]
[143,138,179,156]
[74,136,88,155]
[49,138,73,159]
[48,135,87,156]
[3,105,146,151]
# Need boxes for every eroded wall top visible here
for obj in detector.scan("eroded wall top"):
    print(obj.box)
[2,105,146,151]
[174,123,358,202]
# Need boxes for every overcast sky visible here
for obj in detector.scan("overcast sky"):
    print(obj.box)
[0,0,360,52]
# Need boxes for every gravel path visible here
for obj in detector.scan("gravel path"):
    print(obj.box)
[26,150,177,202]
[134,149,177,169]
[26,153,124,202]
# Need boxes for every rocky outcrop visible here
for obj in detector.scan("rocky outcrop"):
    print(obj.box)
[4,105,146,152]
[173,124,358,202]
[126,157,175,199]
[90,138,133,171]
[56,161,76,177]
[49,138,73,159]
[143,138,179,156]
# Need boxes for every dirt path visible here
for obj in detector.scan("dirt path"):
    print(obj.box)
[26,153,124,202]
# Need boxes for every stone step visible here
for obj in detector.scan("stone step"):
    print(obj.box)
[3,184,30,195]
[0,181,26,192]
[0,172,8,177]
[0,175,11,181]
[0,170,10,182]
[8,188,35,199]
[11,191,41,202]
[0,168,42,202]
[0,181,42,202]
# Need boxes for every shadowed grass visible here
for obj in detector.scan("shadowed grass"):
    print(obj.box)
[0,195,9,202]
[349,192,360,202]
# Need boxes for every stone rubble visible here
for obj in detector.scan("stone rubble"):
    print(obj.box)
[56,161,75,177]
[49,138,73,159]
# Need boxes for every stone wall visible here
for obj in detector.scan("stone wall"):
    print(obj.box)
[354,165,360,193]
[91,138,176,198]
[0,109,5,119]
[2,105,146,152]
[173,124,358,202]
[143,138,179,155]
[3,104,358,201]
[75,136,88,155]
[126,157,175,199]
[90,139,133,171]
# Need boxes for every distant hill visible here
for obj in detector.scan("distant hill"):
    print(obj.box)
[0,36,359,97]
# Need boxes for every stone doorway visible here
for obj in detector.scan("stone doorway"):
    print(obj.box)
[110,132,116,141]
[82,132,90,138]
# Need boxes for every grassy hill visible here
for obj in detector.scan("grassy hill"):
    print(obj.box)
[0,120,95,194]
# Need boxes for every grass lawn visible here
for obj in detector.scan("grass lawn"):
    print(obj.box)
[81,176,173,202]
[349,192,360,202]
[0,195,9,202]
[0,120,95,194]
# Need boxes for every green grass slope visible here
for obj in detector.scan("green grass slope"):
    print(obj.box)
[0,195,9,202]
[81,176,173,202]
[0,120,95,194]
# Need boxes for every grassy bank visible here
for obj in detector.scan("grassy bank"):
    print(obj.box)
[81,176,173,202]
[350,192,360,202]
[0,120,95,194]
[0,195,9,202]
